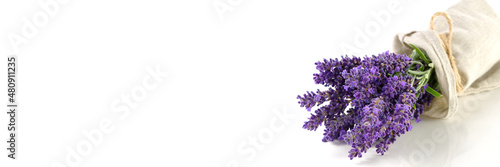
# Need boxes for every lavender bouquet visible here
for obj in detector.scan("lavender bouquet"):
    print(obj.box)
[297,45,442,159]
[298,0,500,160]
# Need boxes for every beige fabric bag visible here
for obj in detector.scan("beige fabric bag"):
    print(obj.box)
[393,0,500,119]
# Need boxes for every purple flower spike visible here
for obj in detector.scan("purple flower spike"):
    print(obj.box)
[298,51,434,159]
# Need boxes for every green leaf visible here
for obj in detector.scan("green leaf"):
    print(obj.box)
[408,70,427,75]
[411,50,419,60]
[425,86,442,98]
[409,44,430,64]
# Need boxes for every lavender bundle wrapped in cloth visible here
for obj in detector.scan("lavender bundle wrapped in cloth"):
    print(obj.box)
[298,50,437,159]
[297,0,500,159]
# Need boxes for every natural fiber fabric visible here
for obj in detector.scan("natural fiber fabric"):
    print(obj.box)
[393,0,500,119]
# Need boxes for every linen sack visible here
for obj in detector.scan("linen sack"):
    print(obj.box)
[393,0,500,119]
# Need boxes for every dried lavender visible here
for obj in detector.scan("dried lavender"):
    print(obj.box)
[298,46,439,159]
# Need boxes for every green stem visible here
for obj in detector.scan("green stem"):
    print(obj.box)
[411,61,425,71]
[407,44,443,98]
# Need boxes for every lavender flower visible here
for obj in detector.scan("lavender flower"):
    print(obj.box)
[298,49,437,160]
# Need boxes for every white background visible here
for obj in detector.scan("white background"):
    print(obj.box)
[0,0,499,166]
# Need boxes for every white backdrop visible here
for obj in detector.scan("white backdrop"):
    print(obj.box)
[0,0,499,166]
